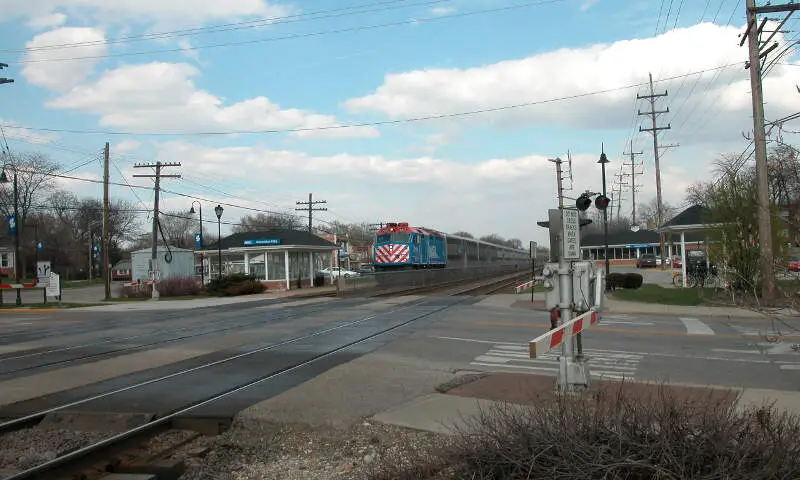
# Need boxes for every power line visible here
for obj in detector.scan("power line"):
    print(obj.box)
[5,0,442,54]
[0,62,743,137]
[17,0,568,65]
[295,193,328,233]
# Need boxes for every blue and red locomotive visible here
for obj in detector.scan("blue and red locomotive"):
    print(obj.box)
[372,222,528,272]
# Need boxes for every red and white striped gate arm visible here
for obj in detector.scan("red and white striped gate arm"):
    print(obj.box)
[528,310,599,358]
[514,279,536,293]
[0,282,42,289]
[123,280,160,287]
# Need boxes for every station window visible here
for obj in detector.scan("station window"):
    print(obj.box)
[0,253,8,268]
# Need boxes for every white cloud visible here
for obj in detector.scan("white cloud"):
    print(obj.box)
[141,141,707,245]
[3,1,293,29]
[47,62,380,139]
[344,22,800,138]
[430,6,455,15]
[0,118,59,144]
[21,27,107,92]
[580,0,598,11]
[113,139,141,154]
[26,12,66,29]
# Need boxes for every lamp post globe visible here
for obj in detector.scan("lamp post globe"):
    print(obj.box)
[214,205,223,279]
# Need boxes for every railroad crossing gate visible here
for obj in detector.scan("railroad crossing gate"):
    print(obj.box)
[528,310,599,358]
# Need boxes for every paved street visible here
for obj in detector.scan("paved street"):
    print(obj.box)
[378,297,800,392]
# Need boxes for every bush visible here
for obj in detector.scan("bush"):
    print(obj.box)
[606,273,626,290]
[365,381,800,480]
[206,273,266,297]
[622,272,644,289]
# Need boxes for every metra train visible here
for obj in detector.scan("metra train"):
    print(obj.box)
[372,222,529,272]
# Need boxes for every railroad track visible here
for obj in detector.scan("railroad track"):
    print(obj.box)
[0,271,523,380]
[0,274,524,480]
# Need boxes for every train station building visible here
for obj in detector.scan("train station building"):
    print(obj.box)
[580,205,714,267]
[196,229,339,290]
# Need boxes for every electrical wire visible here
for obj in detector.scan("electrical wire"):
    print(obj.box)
[2,61,743,137]
[6,0,445,54]
[17,0,569,65]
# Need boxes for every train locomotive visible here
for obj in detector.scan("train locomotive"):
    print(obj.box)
[372,222,529,272]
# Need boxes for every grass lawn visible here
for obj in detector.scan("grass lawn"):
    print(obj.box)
[611,284,717,306]
[61,279,105,289]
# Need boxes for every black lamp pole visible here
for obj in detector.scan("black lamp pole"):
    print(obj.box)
[189,201,204,286]
[214,204,223,279]
[598,146,611,278]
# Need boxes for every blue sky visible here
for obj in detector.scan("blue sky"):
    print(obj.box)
[1,0,799,247]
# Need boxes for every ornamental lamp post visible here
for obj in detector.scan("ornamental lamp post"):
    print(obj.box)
[597,147,611,278]
[214,204,224,279]
[189,201,204,286]
[0,165,21,305]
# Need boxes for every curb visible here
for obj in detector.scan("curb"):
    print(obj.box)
[0,308,61,312]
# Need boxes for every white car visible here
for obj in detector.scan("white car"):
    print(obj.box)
[318,267,360,278]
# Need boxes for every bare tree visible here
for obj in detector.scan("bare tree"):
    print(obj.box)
[232,212,302,233]
[637,197,679,228]
[158,211,194,249]
[452,231,475,239]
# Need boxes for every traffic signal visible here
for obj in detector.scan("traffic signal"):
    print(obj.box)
[595,194,611,210]
[576,194,592,211]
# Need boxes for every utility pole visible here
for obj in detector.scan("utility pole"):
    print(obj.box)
[741,0,795,300]
[102,142,110,301]
[613,172,627,222]
[622,142,644,226]
[638,73,671,268]
[133,161,181,299]
[296,193,327,233]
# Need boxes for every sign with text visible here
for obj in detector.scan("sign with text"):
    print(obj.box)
[47,272,60,298]
[561,209,580,260]
[194,233,202,248]
[243,238,281,246]
[36,261,51,281]
[530,241,537,259]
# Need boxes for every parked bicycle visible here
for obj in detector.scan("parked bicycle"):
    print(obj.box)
[672,262,719,288]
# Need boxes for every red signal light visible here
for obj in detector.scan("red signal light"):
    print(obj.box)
[594,195,611,211]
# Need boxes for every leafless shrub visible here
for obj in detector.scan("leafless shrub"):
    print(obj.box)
[366,381,800,479]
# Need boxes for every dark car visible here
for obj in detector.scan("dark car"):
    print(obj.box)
[636,253,657,269]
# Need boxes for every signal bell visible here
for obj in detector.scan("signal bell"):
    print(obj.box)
[576,194,592,211]
[595,194,611,210]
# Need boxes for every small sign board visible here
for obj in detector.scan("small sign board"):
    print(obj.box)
[530,241,537,259]
[36,261,51,282]
[561,209,580,260]
[243,238,281,246]
[46,272,60,298]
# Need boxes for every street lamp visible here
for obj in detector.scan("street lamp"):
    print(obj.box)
[189,201,204,286]
[0,165,21,305]
[214,204,223,279]
[598,146,611,278]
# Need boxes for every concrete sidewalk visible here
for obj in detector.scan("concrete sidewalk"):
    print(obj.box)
[480,292,779,319]
[372,372,800,435]
[67,286,337,312]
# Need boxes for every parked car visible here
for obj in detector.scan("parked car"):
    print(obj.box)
[636,253,658,269]
[671,255,682,269]
[789,255,800,272]
[317,267,360,278]
[356,264,375,275]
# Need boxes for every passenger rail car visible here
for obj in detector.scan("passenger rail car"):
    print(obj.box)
[372,222,529,272]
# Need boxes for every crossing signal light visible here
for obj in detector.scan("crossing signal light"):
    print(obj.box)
[595,194,611,210]
[576,194,592,211]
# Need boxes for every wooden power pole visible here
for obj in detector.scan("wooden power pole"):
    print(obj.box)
[102,142,111,301]
[133,161,181,299]
[742,0,796,300]
[622,142,644,226]
[296,193,327,233]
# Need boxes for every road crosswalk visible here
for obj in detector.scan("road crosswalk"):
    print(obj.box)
[471,344,643,380]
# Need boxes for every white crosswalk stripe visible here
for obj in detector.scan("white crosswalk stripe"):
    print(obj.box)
[470,344,643,380]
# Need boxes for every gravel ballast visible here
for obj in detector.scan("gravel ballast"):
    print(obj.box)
[179,418,446,480]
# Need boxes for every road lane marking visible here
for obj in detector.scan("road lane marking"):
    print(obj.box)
[679,317,715,335]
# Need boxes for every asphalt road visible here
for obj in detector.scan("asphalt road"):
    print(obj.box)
[388,298,800,391]
[0,294,798,425]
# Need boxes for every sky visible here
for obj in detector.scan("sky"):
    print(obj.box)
[1,0,800,248]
